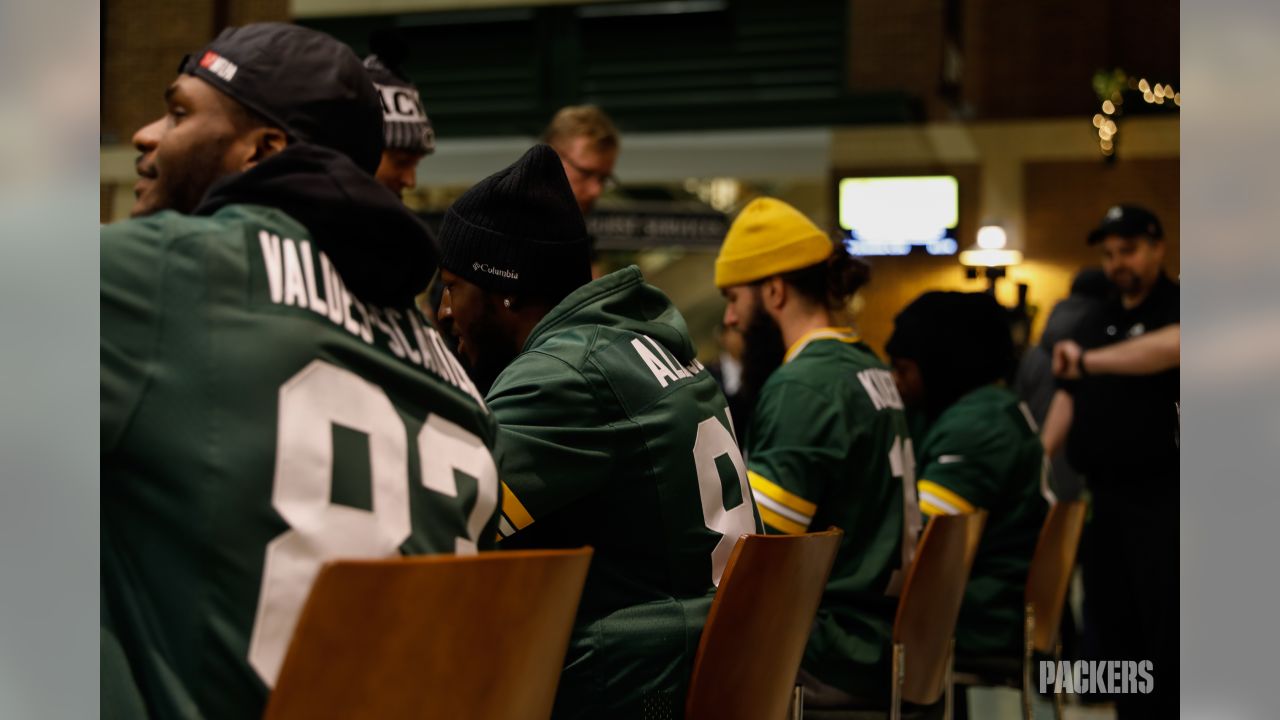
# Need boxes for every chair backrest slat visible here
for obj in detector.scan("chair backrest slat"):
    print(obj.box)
[685,529,842,720]
[1025,500,1087,653]
[893,512,986,706]
[263,548,593,720]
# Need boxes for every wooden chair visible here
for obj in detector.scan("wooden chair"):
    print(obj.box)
[890,511,987,720]
[952,500,1087,720]
[263,548,593,720]
[805,513,985,720]
[685,529,843,720]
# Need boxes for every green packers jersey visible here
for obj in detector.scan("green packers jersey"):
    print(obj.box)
[916,384,1050,657]
[101,205,499,719]
[490,267,761,720]
[746,328,919,700]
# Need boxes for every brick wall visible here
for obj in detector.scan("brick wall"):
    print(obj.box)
[847,0,1178,121]
[846,0,948,119]
[101,0,288,144]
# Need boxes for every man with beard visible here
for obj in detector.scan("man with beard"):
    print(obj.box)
[1041,205,1179,718]
[886,292,1050,673]
[437,144,758,719]
[102,23,496,719]
[715,197,918,708]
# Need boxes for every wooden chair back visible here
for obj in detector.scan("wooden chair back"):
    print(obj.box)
[685,529,843,720]
[1025,500,1087,653]
[893,512,986,706]
[263,548,593,720]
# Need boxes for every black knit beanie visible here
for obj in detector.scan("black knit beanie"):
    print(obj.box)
[363,55,436,155]
[438,144,592,299]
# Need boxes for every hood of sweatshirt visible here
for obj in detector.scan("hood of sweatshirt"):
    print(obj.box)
[195,142,436,307]
[522,265,698,365]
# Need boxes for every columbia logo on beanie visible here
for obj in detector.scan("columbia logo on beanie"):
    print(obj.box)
[472,262,520,280]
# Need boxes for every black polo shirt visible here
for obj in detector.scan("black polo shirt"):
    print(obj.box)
[1064,272,1179,483]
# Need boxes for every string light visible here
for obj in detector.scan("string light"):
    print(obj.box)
[1092,70,1178,158]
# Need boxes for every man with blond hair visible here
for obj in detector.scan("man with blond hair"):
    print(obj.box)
[541,104,619,215]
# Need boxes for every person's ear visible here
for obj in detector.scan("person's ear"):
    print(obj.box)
[243,127,289,169]
[761,276,786,313]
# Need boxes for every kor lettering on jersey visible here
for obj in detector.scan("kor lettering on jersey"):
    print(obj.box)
[858,368,905,411]
[632,334,704,388]
[257,230,486,408]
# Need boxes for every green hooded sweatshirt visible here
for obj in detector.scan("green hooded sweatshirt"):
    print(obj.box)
[491,266,761,720]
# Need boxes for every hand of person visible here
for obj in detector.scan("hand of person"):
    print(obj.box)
[1053,340,1084,379]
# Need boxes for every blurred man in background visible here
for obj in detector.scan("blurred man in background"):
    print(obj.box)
[1042,205,1179,719]
[102,24,496,719]
[706,323,751,443]
[716,197,916,708]
[437,144,758,719]
[1014,268,1110,501]
[542,104,619,215]
[543,105,620,279]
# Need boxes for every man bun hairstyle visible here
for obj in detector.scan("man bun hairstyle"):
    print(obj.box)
[780,241,871,311]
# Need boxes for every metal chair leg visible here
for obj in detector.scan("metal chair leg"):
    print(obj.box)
[944,637,955,720]
[1022,602,1035,720]
[891,642,904,720]
[790,683,804,720]
[1052,643,1065,720]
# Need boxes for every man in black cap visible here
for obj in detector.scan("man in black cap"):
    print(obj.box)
[437,144,759,719]
[102,22,498,719]
[1041,204,1179,718]
[364,50,436,195]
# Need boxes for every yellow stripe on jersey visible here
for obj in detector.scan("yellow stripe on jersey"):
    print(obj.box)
[501,482,535,531]
[917,479,976,515]
[758,505,808,535]
[919,498,950,517]
[749,471,818,517]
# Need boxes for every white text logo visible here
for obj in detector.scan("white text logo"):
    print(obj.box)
[1039,661,1154,695]
[472,262,519,280]
[199,51,238,82]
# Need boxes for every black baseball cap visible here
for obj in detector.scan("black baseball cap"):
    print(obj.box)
[179,23,384,174]
[1087,205,1165,245]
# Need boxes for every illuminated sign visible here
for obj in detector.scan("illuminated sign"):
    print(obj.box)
[838,176,959,256]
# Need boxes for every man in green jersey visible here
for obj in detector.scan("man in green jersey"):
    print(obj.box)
[715,197,919,706]
[102,24,498,719]
[886,291,1051,661]
[436,144,759,719]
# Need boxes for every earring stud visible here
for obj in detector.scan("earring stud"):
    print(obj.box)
[503,298,511,308]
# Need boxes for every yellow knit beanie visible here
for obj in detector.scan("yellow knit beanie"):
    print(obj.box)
[714,197,834,288]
